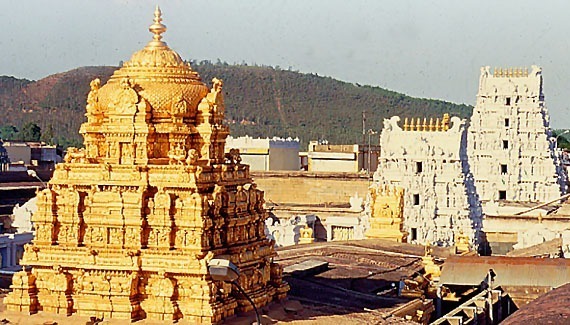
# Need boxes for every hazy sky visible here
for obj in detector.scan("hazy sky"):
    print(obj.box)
[3,0,570,127]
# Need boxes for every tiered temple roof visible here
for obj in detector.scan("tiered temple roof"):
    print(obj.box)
[4,7,288,323]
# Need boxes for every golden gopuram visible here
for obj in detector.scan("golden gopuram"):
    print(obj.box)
[4,7,288,323]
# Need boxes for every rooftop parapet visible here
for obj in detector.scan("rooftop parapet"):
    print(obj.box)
[477,65,543,98]
[402,113,451,132]
[493,67,529,78]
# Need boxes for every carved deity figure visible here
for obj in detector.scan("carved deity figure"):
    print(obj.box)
[185,148,199,165]
[168,143,187,165]
[86,78,101,115]
[172,96,189,116]
[64,147,88,164]
[211,185,225,216]
[112,78,139,114]
[212,78,223,93]
[225,148,241,165]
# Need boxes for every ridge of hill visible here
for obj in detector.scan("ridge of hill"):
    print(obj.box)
[0,62,472,148]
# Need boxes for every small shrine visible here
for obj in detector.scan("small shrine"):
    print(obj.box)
[4,7,288,323]
[298,224,315,244]
[365,184,408,242]
[421,245,441,280]
[454,229,471,254]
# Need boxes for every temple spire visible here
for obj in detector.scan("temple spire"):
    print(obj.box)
[147,5,167,47]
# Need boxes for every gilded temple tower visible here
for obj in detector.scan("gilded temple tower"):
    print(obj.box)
[5,7,288,323]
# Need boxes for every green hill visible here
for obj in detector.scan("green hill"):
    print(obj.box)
[0,62,472,149]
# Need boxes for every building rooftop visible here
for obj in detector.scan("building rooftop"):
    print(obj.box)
[0,239,442,324]
[501,282,570,325]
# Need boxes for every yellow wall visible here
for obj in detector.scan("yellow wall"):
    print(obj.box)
[252,171,371,205]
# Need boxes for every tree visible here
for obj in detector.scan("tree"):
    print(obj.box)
[40,124,55,145]
[0,125,18,140]
[20,122,41,142]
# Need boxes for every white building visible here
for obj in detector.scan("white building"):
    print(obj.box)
[225,135,299,171]
[307,142,380,173]
[467,66,566,205]
[375,115,481,246]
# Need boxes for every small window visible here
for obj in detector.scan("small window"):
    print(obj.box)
[504,118,510,127]
[499,190,507,200]
[502,140,509,149]
[416,161,423,173]
[505,97,511,106]
[500,164,508,174]
[413,194,420,205]
[410,228,418,241]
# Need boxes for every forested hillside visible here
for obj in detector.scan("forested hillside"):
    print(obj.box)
[0,62,472,149]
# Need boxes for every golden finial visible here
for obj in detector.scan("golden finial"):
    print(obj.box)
[404,117,409,131]
[429,118,435,131]
[422,118,428,131]
[416,118,422,131]
[148,5,167,47]
[442,113,450,131]
[435,118,441,131]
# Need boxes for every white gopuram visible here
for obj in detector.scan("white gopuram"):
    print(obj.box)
[374,115,482,247]
[467,66,566,206]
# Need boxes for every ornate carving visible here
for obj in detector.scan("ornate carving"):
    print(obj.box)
[64,147,89,164]
[225,148,241,165]
[86,78,101,116]
[365,185,408,242]
[168,143,186,165]
[112,78,139,115]
[6,7,287,323]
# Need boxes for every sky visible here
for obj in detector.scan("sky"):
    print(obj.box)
[3,0,570,127]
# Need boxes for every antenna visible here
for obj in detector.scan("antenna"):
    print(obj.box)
[362,111,366,145]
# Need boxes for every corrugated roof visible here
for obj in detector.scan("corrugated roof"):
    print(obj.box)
[440,256,570,287]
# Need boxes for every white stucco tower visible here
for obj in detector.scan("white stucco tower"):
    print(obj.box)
[374,115,482,247]
[467,66,566,204]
